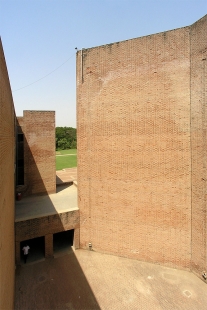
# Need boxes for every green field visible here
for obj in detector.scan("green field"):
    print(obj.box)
[56,149,77,155]
[56,149,77,170]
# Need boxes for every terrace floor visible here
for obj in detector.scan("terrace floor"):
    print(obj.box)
[15,167,207,308]
[15,184,78,222]
[15,248,207,310]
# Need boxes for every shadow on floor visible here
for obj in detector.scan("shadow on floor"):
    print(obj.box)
[15,251,101,310]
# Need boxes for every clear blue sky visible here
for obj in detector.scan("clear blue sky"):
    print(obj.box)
[1,0,206,127]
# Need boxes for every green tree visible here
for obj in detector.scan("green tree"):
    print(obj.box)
[70,140,77,149]
[56,127,77,150]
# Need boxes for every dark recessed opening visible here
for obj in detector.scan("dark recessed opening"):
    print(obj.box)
[18,159,24,167]
[16,133,24,185]
[20,236,45,265]
[53,229,74,256]
[18,134,24,142]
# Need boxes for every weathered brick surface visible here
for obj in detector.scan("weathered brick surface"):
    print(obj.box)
[77,15,207,273]
[15,210,80,263]
[17,110,56,196]
[190,16,207,277]
[74,227,80,249]
[15,210,80,242]
[45,234,53,258]
[0,38,15,309]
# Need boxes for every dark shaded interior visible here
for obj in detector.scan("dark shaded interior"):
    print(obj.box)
[16,132,24,185]
[53,230,74,255]
[20,236,45,264]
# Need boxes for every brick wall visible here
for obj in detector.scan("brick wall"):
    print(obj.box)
[0,38,15,310]
[15,210,80,241]
[77,25,192,270]
[15,210,80,263]
[190,15,207,277]
[17,110,56,195]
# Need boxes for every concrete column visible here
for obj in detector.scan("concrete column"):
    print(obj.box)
[15,241,21,265]
[45,234,53,258]
[73,228,80,249]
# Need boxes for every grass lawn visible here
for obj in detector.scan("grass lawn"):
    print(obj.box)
[56,149,77,170]
[56,149,77,155]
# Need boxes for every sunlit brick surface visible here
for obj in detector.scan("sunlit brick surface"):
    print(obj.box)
[77,16,207,275]
[0,39,15,310]
[190,17,207,275]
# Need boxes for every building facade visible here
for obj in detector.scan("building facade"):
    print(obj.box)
[0,40,79,307]
[0,38,16,310]
[1,14,207,310]
[77,15,207,280]
[16,110,56,196]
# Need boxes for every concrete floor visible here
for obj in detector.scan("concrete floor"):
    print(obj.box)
[15,249,207,310]
[15,184,78,222]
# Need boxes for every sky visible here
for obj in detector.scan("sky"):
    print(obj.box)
[1,0,206,127]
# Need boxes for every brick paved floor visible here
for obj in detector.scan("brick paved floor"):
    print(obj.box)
[56,168,77,185]
[15,249,207,310]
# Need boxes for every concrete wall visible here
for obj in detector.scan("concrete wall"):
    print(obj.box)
[0,38,15,309]
[77,15,207,275]
[190,15,207,277]
[17,111,56,195]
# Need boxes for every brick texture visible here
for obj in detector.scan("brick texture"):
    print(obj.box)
[17,110,56,196]
[45,234,53,258]
[190,16,207,277]
[15,210,80,263]
[0,38,15,309]
[77,15,207,275]
[15,211,80,242]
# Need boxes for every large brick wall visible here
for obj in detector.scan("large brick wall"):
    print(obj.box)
[0,38,15,309]
[190,16,207,277]
[17,110,56,195]
[77,26,192,269]
[77,15,207,275]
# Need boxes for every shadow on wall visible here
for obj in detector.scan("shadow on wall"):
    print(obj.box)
[16,126,55,197]
[56,175,63,185]
[15,129,59,219]
[15,133,93,309]
[15,132,79,264]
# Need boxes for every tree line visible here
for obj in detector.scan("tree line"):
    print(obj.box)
[56,127,77,150]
